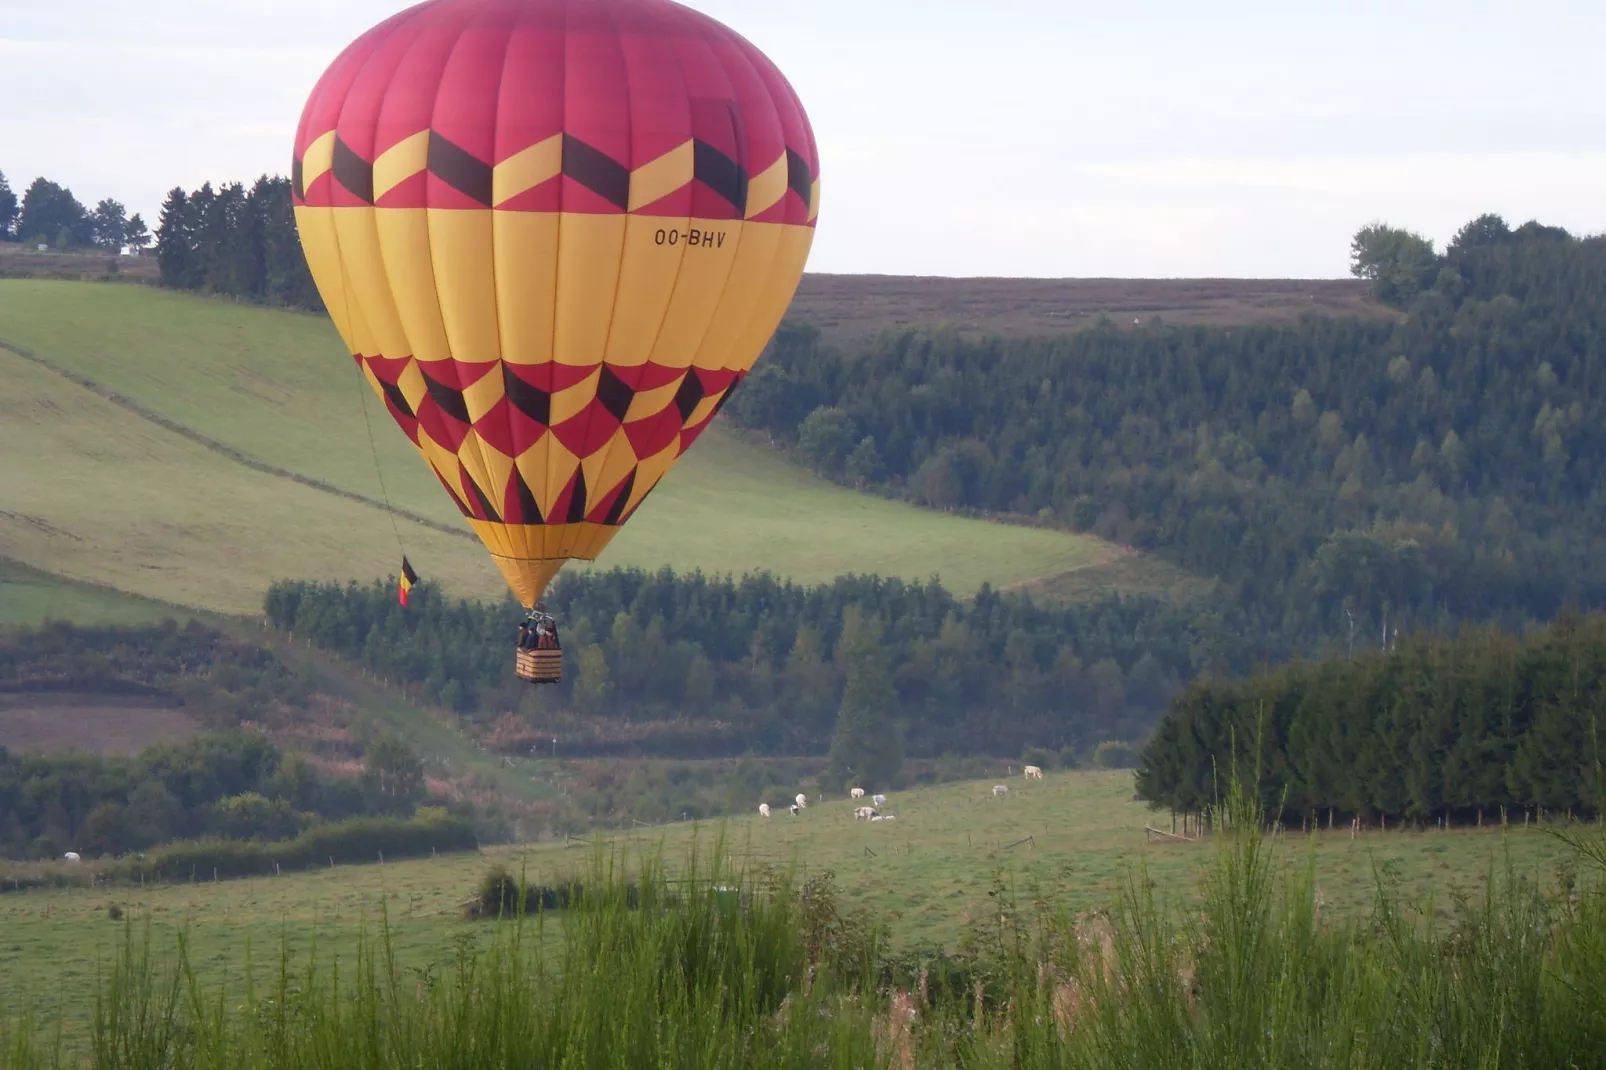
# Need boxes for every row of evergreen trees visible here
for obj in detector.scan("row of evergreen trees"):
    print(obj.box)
[154,176,323,309]
[0,168,148,250]
[264,567,1223,760]
[1135,609,1606,824]
[722,215,1606,662]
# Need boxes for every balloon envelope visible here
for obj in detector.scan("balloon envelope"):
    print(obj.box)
[292,0,820,606]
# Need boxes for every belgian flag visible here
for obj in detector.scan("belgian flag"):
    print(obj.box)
[399,556,419,607]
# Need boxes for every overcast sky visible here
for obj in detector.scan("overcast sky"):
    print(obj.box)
[2,0,1602,277]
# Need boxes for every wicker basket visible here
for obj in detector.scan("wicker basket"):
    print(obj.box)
[515,648,563,684]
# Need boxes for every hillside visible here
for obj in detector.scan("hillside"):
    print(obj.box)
[0,280,1129,615]
[0,556,192,629]
[725,215,1606,665]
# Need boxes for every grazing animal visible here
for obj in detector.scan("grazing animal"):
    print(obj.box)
[63,851,81,863]
[1023,765,1043,780]
[854,806,878,821]
[993,785,1009,798]
[882,814,896,821]
[758,803,771,818]
[870,815,884,822]
[872,793,887,807]
[850,788,865,800]
[789,804,800,816]
[795,793,808,809]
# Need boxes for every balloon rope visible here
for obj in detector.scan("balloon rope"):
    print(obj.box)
[353,359,408,560]
[331,232,406,563]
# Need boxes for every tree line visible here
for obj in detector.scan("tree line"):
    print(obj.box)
[264,568,1230,766]
[720,214,1606,665]
[4,617,312,729]
[0,168,148,251]
[0,728,435,862]
[153,176,324,309]
[1135,608,1606,824]
[0,619,453,860]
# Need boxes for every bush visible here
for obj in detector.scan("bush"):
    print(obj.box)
[119,814,478,881]
[1092,740,1141,769]
[1020,745,1058,772]
[469,862,641,920]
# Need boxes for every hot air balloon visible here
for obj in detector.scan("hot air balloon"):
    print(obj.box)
[291,0,820,683]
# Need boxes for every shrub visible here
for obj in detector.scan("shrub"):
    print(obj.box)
[1092,740,1141,769]
[120,814,477,882]
[469,862,640,920]
[1020,745,1058,771]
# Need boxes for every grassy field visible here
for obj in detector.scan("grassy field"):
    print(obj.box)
[0,556,193,628]
[0,280,1126,615]
[0,769,1583,1053]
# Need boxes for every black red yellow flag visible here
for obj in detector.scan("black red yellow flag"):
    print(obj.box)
[399,557,419,607]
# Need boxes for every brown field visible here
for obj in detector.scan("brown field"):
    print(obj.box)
[0,249,1389,349]
[1009,548,1219,605]
[0,246,158,284]
[789,274,1394,346]
[0,692,199,755]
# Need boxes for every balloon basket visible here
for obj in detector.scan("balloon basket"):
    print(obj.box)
[516,648,563,684]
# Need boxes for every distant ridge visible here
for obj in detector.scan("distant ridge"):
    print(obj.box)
[0,246,1391,348]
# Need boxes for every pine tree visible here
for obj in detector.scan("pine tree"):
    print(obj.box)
[124,213,150,252]
[155,187,193,288]
[825,607,903,790]
[0,171,16,239]
[200,182,245,293]
[258,176,323,310]
[783,624,839,738]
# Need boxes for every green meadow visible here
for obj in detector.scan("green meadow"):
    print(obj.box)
[0,769,1585,1057]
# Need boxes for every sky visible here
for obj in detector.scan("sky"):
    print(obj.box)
[1,0,1602,278]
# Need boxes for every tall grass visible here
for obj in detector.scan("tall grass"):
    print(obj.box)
[930,773,1606,1069]
[5,796,1606,1069]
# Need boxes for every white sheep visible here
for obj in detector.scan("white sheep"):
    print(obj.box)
[872,793,887,807]
[63,851,81,863]
[758,803,771,818]
[795,793,807,809]
[870,815,884,822]
[850,788,865,800]
[993,785,1009,798]
[1023,765,1044,780]
[882,814,896,821]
